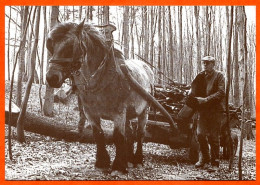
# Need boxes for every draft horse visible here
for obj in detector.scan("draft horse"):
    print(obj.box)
[46,20,174,174]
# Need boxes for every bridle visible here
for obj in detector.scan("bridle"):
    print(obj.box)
[47,23,117,91]
[48,37,86,76]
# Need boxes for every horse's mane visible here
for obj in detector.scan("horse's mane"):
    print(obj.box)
[49,22,124,60]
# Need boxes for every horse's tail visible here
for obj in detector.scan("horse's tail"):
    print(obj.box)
[120,64,177,131]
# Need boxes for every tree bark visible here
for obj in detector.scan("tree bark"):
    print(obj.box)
[168,6,174,80]
[43,6,59,117]
[233,7,240,107]
[6,110,188,148]
[157,6,162,84]
[16,6,28,107]
[103,6,109,24]
[25,10,37,83]
[7,6,11,81]
[17,6,41,143]
[79,6,83,21]
[178,6,183,83]
[225,5,234,171]
[130,6,136,59]
[149,6,157,67]
[123,6,129,59]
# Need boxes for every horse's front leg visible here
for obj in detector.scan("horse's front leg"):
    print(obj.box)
[112,108,128,173]
[134,107,148,167]
[88,115,110,170]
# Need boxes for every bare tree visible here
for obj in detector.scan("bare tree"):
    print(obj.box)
[233,7,240,107]
[16,6,29,107]
[225,6,234,170]
[7,6,11,81]
[103,6,109,24]
[17,6,41,142]
[168,6,174,80]
[79,6,83,20]
[157,6,162,84]
[178,6,183,82]
[43,6,59,116]
[123,6,129,59]
[149,6,157,67]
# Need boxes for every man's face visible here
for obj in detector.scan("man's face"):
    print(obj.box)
[202,61,214,73]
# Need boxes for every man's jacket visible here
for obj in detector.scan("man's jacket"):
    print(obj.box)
[189,70,226,111]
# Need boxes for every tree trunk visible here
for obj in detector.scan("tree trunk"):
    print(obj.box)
[8,5,32,160]
[103,6,109,24]
[143,6,149,61]
[233,7,240,107]
[123,6,129,59]
[17,6,41,143]
[25,11,37,82]
[130,6,136,59]
[162,6,166,84]
[40,6,47,85]
[16,6,28,107]
[7,6,11,81]
[157,6,162,84]
[218,7,223,71]
[43,6,59,117]
[149,6,157,67]
[241,7,250,115]
[225,5,234,171]
[6,110,188,149]
[12,10,19,74]
[178,6,183,83]
[204,6,212,56]
[168,6,174,80]
[79,6,83,20]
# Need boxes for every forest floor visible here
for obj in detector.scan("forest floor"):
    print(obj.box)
[5,81,256,180]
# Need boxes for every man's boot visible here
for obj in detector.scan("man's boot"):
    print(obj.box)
[195,135,210,168]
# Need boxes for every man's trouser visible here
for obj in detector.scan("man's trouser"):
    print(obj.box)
[197,110,223,165]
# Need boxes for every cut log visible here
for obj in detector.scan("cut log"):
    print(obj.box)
[5,110,190,148]
[5,100,20,114]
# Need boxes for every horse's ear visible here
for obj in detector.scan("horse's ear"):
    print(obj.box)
[76,19,85,37]
[56,18,61,24]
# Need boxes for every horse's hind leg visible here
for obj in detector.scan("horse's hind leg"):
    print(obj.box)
[112,109,128,173]
[126,119,134,168]
[90,117,110,169]
[134,107,148,167]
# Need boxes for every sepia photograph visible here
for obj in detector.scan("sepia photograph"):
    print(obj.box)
[4,4,257,181]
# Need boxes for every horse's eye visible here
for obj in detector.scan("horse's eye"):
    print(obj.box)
[46,38,53,54]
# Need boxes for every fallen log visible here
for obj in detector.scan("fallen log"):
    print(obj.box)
[5,110,190,149]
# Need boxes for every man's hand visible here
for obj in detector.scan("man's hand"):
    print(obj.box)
[196,97,208,104]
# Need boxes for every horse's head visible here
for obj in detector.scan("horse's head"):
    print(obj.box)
[46,20,109,88]
[46,20,86,88]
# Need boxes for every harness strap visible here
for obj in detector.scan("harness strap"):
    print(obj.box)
[49,57,83,64]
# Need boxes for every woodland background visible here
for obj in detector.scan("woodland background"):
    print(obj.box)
[4,6,256,180]
[5,6,256,118]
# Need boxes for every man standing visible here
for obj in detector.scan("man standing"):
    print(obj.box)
[190,56,225,171]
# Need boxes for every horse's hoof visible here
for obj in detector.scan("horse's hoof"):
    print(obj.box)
[111,170,127,178]
[135,163,143,168]
[95,167,110,173]
[127,162,134,168]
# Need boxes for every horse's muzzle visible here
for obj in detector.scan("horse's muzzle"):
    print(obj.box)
[46,70,63,88]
